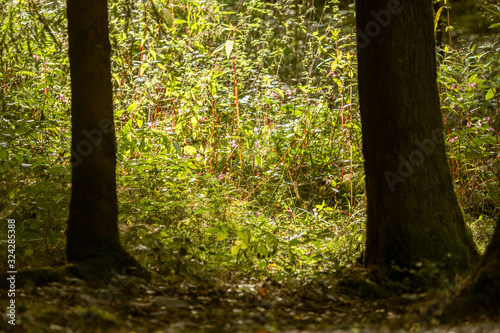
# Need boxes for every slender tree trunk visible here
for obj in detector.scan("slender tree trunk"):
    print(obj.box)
[356,0,479,272]
[66,0,124,262]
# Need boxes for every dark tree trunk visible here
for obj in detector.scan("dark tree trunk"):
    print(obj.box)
[356,0,479,272]
[66,0,125,263]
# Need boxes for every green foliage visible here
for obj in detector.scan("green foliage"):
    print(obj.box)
[436,43,500,251]
[0,0,498,276]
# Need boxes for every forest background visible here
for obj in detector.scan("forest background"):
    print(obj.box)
[0,0,499,331]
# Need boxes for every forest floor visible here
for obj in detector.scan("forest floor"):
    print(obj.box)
[2,264,499,333]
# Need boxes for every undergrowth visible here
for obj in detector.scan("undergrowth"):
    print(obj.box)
[0,0,498,279]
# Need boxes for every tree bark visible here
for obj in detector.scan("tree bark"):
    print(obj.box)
[356,0,479,272]
[66,0,124,263]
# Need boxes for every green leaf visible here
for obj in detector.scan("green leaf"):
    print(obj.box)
[190,116,198,127]
[217,230,228,241]
[434,7,444,32]
[489,23,500,29]
[184,145,196,155]
[289,239,301,246]
[225,40,234,59]
[18,70,36,77]
[210,43,225,57]
[173,141,182,155]
[207,227,219,234]
[258,243,268,257]
[255,154,262,167]
[162,8,174,27]
[485,88,494,101]
[48,166,67,175]
[273,88,284,99]
[123,118,133,134]
[126,102,139,112]
[136,118,143,128]
[266,234,278,246]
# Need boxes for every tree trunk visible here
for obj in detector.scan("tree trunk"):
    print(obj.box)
[356,0,479,272]
[66,0,124,263]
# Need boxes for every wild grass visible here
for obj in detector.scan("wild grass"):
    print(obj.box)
[0,0,498,277]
